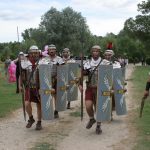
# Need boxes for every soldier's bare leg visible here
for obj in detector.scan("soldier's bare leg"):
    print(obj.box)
[36,103,42,121]
[54,94,59,118]
[35,102,42,130]
[67,101,71,109]
[25,101,32,117]
[93,94,102,134]
[111,94,115,121]
[93,100,96,112]
[85,100,96,129]
[96,122,102,134]
[25,101,35,128]
[85,100,94,117]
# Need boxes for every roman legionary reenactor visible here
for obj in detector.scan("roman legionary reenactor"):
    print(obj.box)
[19,45,42,130]
[61,48,76,109]
[79,45,109,134]
[103,49,121,120]
[39,44,64,118]
[104,42,127,120]
[62,48,75,63]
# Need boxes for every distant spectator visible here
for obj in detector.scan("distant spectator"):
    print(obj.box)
[8,61,16,83]
[141,57,145,66]
[124,58,128,66]
[14,52,24,93]
[42,45,49,57]
[4,56,11,78]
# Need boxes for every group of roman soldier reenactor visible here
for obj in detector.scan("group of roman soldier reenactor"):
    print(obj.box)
[18,43,127,134]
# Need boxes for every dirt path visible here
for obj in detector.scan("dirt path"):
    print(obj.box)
[57,64,137,150]
[0,64,137,150]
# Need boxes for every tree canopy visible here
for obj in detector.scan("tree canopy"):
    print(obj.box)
[22,7,92,55]
[0,3,149,63]
[124,0,150,52]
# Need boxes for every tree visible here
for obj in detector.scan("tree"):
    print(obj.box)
[1,46,12,61]
[22,28,46,49]
[124,0,150,51]
[3,7,95,58]
[138,0,150,14]
[21,39,37,53]
[22,7,92,55]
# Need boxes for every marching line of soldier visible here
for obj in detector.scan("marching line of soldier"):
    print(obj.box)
[78,45,126,134]
[17,43,127,134]
[61,48,76,109]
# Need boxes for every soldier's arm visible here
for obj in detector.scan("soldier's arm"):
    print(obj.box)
[13,58,18,64]
[77,68,90,93]
[83,69,90,75]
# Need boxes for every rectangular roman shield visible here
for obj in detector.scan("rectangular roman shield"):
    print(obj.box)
[56,65,68,111]
[122,67,126,81]
[113,68,127,115]
[67,63,81,101]
[96,65,113,122]
[39,64,54,120]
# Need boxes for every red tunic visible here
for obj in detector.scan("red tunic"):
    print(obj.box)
[23,59,40,103]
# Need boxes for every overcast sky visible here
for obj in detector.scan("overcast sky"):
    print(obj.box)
[0,0,142,43]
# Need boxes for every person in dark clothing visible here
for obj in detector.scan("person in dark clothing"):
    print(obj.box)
[14,52,24,93]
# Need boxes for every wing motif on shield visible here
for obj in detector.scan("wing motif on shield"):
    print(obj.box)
[116,78,123,89]
[120,94,125,108]
[70,71,76,94]
[116,77,124,108]
[71,71,75,79]
[104,74,111,90]
[61,73,67,102]
[102,97,110,112]
[43,73,52,111]
[102,74,111,112]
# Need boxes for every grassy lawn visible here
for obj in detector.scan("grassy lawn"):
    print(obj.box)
[0,63,22,118]
[132,66,150,150]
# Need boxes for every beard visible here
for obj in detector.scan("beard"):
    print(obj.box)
[49,52,56,57]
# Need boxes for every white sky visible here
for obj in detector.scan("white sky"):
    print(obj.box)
[0,0,142,42]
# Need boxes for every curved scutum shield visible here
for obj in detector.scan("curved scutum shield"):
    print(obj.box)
[39,64,54,120]
[113,68,127,115]
[96,65,113,122]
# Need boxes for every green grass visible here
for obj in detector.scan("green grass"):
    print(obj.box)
[31,143,55,150]
[132,66,150,150]
[0,63,22,118]
[69,111,81,117]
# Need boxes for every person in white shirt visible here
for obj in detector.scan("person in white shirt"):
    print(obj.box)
[19,45,42,130]
[103,49,121,120]
[103,49,121,69]
[39,44,64,118]
[62,48,75,64]
[61,48,76,109]
[79,45,104,134]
